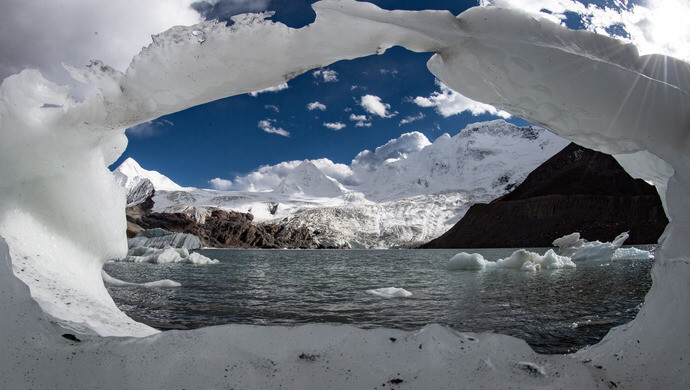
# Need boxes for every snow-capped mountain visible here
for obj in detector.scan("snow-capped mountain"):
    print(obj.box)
[114,120,569,247]
[277,160,345,197]
[113,157,182,206]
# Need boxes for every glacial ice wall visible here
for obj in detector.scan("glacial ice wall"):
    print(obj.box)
[0,0,687,388]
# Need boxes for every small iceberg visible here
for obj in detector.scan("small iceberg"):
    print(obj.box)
[122,246,219,264]
[447,249,575,271]
[553,232,629,261]
[118,228,219,264]
[366,287,412,298]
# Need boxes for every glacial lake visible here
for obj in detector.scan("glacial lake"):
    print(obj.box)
[103,247,654,354]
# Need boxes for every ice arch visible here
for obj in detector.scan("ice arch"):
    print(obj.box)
[0,1,687,388]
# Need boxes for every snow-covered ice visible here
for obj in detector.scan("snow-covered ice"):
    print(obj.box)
[123,246,218,264]
[366,287,413,298]
[0,1,688,389]
[101,270,181,288]
[553,232,629,261]
[447,249,576,271]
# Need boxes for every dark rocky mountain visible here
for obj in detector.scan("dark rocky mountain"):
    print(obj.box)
[126,191,331,249]
[420,143,668,248]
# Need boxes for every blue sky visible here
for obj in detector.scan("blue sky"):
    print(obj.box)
[110,0,528,188]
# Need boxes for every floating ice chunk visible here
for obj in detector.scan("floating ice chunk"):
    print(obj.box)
[121,245,218,264]
[448,249,575,271]
[447,252,488,270]
[187,252,218,265]
[156,248,182,263]
[101,270,181,288]
[366,287,412,298]
[553,232,629,261]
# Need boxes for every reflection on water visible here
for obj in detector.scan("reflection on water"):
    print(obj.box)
[104,247,654,354]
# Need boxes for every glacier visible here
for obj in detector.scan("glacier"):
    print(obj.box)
[123,119,569,248]
[0,1,688,389]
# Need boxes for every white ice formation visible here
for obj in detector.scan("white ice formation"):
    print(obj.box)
[127,228,202,250]
[0,1,687,388]
[553,231,630,261]
[123,246,218,265]
[365,287,413,298]
[448,249,576,271]
[119,228,217,264]
[101,270,181,288]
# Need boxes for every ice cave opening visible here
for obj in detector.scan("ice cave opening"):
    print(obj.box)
[0,1,687,388]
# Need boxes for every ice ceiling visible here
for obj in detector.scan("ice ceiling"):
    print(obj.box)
[0,0,687,388]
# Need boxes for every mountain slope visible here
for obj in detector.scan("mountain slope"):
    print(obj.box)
[420,143,668,248]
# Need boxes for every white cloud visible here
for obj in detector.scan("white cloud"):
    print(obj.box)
[414,80,511,119]
[399,112,425,126]
[0,0,202,86]
[352,131,431,172]
[258,119,290,137]
[313,68,339,82]
[360,94,396,118]
[265,104,279,112]
[231,158,356,191]
[222,131,440,191]
[349,114,371,127]
[249,82,288,97]
[323,122,346,131]
[480,0,690,63]
[307,101,327,111]
[209,177,233,190]
[379,68,399,77]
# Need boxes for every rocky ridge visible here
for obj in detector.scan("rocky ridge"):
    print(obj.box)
[420,143,668,248]
[126,191,328,249]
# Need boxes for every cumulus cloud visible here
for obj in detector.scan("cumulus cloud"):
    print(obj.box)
[323,122,346,131]
[349,114,371,127]
[0,0,201,87]
[307,101,327,111]
[313,68,339,82]
[258,119,290,137]
[219,131,438,191]
[352,131,431,172]
[414,80,511,118]
[360,95,396,118]
[249,82,288,97]
[231,158,356,190]
[399,112,425,126]
[480,0,690,62]
[209,177,233,190]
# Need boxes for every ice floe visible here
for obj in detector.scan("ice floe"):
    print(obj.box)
[553,232,629,261]
[365,287,413,298]
[447,249,576,271]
